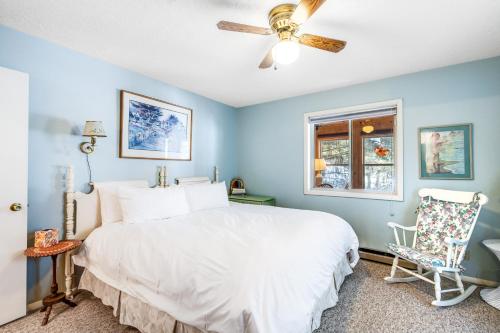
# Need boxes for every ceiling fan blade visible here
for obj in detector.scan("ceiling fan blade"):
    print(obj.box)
[299,34,346,53]
[290,0,327,25]
[217,21,273,35]
[259,48,274,69]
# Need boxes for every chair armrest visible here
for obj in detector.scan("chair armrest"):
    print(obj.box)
[387,222,417,231]
[387,222,416,246]
[444,237,468,246]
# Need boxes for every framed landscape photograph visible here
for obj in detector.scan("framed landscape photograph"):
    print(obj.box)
[418,124,473,179]
[120,90,192,160]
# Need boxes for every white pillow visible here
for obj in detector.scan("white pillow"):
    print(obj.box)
[118,186,190,223]
[95,181,149,224]
[184,182,229,212]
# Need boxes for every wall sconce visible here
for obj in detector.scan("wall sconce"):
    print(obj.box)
[80,121,106,154]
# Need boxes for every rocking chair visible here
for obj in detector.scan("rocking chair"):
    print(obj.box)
[384,188,488,306]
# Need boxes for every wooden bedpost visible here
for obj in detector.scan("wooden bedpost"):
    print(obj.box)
[64,165,76,298]
[213,166,219,183]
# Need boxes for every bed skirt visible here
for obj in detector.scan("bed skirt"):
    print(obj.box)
[79,269,204,333]
[79,253,354,333]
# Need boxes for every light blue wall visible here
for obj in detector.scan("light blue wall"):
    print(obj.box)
[0,25,238,303]
[236,56,500,282]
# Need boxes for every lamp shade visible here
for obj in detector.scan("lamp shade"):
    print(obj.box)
[314,158,327,171]
[82,121,106,137]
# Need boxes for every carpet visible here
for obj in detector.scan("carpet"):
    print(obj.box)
[1,260,498,333]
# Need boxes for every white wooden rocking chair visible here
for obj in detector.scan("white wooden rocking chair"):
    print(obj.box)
[384,188,488,306]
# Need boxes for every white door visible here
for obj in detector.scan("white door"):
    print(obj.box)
[0,66,28,325]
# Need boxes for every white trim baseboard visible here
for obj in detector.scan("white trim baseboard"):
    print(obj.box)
[457,275,499,288]
[27,300,43,312]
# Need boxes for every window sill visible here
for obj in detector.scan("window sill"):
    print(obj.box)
[304,188,403,201]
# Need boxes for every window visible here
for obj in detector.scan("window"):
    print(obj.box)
[320,139,350,189]
[304,100,403,201]
[316,120,350,189]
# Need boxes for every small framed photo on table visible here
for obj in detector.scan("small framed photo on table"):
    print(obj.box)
[120,90,192,160]
[418,124,473,179]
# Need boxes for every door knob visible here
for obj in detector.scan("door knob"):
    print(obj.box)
[10,203,22,211]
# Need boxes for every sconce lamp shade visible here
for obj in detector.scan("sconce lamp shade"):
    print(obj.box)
[314,158,327,171]
[83,121,106,137]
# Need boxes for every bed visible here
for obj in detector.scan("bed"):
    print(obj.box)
[63,169,359,333]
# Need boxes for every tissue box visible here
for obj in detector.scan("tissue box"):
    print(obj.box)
[34,229,59,248]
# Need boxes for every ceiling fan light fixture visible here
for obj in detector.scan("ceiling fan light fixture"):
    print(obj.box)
[217,1,344,69]
[272,40,300,65]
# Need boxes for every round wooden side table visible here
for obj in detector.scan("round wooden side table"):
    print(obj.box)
[24,240,82,326]
[480,239,500,310]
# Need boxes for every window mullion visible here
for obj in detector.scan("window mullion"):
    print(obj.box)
[348,119,352,190]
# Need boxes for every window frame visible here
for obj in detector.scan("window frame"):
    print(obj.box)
[304,99,404,201]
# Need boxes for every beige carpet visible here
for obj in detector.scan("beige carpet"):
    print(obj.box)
[1,260,498,333]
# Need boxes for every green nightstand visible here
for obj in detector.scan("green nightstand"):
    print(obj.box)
[228,194,276,206]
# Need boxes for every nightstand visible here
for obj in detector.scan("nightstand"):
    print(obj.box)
[24,240,82,326]
[228,194,276,206]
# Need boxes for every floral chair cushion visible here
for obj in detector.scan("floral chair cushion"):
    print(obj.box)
[414,196,480,261]
[387,243,446,269]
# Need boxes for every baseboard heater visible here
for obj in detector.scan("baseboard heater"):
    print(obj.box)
[359,247,417,270]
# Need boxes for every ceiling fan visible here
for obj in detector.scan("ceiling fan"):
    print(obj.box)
[216,0,346,69]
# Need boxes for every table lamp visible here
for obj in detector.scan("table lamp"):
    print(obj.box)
[314,158,327,187]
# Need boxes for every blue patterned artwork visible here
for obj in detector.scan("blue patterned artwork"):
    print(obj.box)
[120,91,192,160]
[128,100,188,152]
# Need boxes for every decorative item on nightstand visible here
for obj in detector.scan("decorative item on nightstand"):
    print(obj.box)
[314,158,326,187]
[229,177,246,195]
[80,121,107,154]
[34,229,59,248]
[228,194,276,206]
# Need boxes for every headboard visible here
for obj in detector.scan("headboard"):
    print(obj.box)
[64,166,99,242]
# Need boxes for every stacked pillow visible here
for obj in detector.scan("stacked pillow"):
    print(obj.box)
[119,186,191,224]
[96,181,229,224]
[183,181,229,212]
[95,181,149,224]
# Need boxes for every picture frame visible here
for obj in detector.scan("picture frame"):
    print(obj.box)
[120,90,192,160]
[418,123,473,179]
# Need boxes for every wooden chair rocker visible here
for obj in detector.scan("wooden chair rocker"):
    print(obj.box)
[384,188,488,306]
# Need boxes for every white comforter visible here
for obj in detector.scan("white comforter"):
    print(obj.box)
[74,203,359,333]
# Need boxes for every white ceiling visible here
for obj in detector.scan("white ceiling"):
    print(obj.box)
[1,0,500,107]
